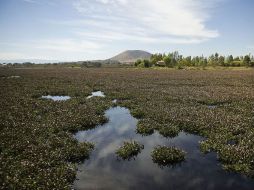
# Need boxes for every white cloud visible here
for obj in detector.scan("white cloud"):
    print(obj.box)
[1,0,223,61]
[72,0,220,44]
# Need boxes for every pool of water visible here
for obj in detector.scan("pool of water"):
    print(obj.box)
[74,106,254,190]
[87,91,105,99]
[41,95,71,101]
[208,105,217,109]
[1,76,21,79]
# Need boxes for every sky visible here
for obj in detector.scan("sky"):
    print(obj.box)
[0,0,253,62]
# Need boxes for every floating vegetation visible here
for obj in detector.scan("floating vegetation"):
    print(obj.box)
[136,119,154,136]
[116,141,144,160]
[41,95,71,101]
[87,91,105,99]
[197,100,231,108]
[151,146,186,166]
[130,108,145,119]
[200,140,212,153]
[1,67,254,189]
[158,125,180,138]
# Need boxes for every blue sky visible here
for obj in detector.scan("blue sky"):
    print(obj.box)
[0,0,253,61]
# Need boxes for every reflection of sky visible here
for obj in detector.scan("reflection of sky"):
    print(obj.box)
[74,106,254,190]
[86,91,105,99]
[41,95,70,101]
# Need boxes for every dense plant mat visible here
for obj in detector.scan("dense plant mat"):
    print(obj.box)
[151,146,186,166]
[116,141,144,160]
[0,67,254,189]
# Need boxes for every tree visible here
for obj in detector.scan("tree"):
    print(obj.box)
[143,60,151,68]
[192,56,200,66]
[215,53,219,63]
[150,53,163,65]
[170,58,177,67]
[185,56,192,66]
[208,54,215,66]
[226,55,233,66]
[135,59,142,67]
[234,56,240,61]
[218,56,225,66]
[199,57,208,67]
[243,55,251,66]
[163,56,171,67]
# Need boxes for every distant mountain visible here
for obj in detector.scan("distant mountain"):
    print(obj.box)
[109,50,152,63]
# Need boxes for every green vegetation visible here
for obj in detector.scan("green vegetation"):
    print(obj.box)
[0,69,111,189]
[135,51,254,68]
[136,119,180,138]
[158,125,180,138]
[151,146,186,166]
[116,141,144,160]
[136,119,155,135]
[0,67,254,189]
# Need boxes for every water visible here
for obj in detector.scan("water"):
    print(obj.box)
[41,95,71,101]
[2,76,21,79]
[74,106,254,190]
[208,105,217,109]
[87,91,105,99]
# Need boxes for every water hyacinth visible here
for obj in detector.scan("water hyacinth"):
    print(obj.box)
[151,146,186,166]
[136,119,155,136]
[116,141,144,160]
[158,125,180,138]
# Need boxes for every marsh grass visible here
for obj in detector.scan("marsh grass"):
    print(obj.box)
[116,141,144,160]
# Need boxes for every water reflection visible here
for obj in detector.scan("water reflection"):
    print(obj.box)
[87,91,105,99]
[208,105,217,109]
[41,95,71,101]
[74,106,254,190]
[3,76,21,79]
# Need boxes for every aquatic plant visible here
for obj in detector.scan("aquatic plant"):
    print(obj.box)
[131,108,145,119]
[151,146,186,166]
[158,125,180,138]
[1,67,254,189]
[116,141,144,160]
[136,119,154,135]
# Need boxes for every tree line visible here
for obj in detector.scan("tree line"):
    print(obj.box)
[135,52,254,68]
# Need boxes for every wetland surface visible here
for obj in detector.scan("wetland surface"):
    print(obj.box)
[74,106,254,190]
[1,68,254,189]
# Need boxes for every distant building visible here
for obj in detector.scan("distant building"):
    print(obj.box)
[156,61,166,67]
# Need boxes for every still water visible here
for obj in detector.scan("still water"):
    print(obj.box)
[41,95,71,101]
[74,106,254,190]
[87,91,105,99]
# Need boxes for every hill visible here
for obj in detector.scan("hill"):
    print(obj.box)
[109,50,152,63]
